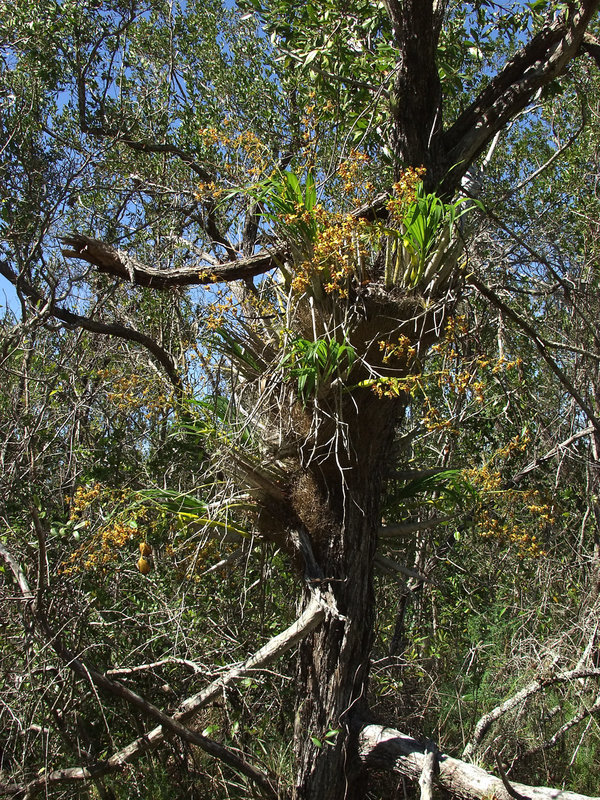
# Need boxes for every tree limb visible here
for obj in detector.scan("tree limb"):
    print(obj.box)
[518,692,600,762]
[60,233,285,288]
[441,1,600,194]
[374,553,430,583]
[0,258,183,390]
[379,516,454,539]
[419,744,438,800]
[495,753,530,800]
[463,667,600,759]
[509,426,595,485]
[384,0,444,177]
[359,723,600,800]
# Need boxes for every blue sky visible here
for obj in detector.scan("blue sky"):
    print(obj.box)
[1,274,19,315]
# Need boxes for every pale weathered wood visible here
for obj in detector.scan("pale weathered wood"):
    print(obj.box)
[359,724,600,800]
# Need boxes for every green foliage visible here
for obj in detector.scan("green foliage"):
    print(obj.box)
[387,182,478,289]
[2,0,600,798]
[281,337,356,404]
[395,469,478,509]
[256,169,319,245]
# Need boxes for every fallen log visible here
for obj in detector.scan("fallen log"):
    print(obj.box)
[359,724,599,800]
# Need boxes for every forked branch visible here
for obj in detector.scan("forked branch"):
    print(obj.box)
[0,258,183,391]
[0,537,325,799]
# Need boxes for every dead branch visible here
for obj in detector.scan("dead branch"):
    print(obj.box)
[105,657,205,677]
[495,753,529,800]
[378,516,454,539]
[359,724,600,800]
[0,537,325,798]
[419,744,438,800]
[463,667,600,759]
[510,426,595,485]
[60,233,285,289]
[470,275,600,436]
[518,693,600,762]
[374,553,430,583]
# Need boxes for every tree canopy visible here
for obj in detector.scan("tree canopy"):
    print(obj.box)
[3,1,600,799]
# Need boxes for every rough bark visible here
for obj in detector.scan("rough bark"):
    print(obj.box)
[385,0,445,180]
[292,393,403,799]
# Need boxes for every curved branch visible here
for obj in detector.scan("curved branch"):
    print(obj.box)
[75,62,213,183]
[60,233,284,288]
[0,258,183,390]
[518,692,600,761]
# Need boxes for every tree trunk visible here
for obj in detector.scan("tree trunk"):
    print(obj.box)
[293,392,401,800]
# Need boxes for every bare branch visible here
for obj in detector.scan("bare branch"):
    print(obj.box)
[510,426,595,485]
[379,516,454,539]
[105,658,205,678]
[374,554,430,583]
[75,58,213,183]
[419,745,438,800]
[495,753,529,800]
[60,233,284,288]
[0,258,182,390]
[359,723,600,800]
[463,667,600,759]
[518,693,600,761]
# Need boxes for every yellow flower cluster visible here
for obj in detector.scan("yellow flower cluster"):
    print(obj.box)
[475,510,546,558]
[62,485,166,575]
[369,374,420,399]
[387,166,427,222]
[444,314,469,339]
[492,355,523,374]
[194,127,272,192]
[62,521,137,574]
[194,181,224,200]
[204,291,237,330]
[379,335,417,365]
[496,430,531,460]
[291,208,370,297]
[96,369,172,418]
[68,483,102,517]
[464,445,552,559]
[421,402,456,432]
[338,149,375,203]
